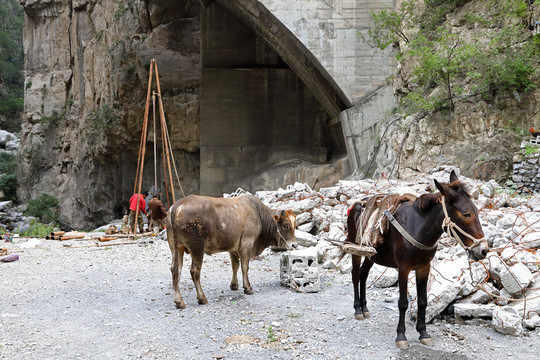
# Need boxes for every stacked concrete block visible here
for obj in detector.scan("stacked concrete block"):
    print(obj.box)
[280,247,320,293]
[499,262,534,295]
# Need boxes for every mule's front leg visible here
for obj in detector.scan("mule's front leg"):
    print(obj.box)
[396,268,411,349]
[416,265,434,346]
[230,253,240,291]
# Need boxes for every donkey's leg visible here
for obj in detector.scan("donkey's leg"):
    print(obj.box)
[230,252,240,291]
[240,249,254,295]
[170,244,186,309]
[416,264,434,346]
[357,257,374,320]
[352,255,362,319]
[190,251,208,305]
[396,267,411,349]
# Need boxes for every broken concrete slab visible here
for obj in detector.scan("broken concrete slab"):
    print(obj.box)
[492,306,523,336]
[454,303,497,323]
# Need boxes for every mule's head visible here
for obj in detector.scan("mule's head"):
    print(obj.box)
[434,170,489,261]
[272,209,298,249]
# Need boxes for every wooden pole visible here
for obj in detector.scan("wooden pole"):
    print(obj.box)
[162,112,186,198]
[153,60,176,204]
[153,91,158,192]
[134,62,154,196]
[134,59,154,234]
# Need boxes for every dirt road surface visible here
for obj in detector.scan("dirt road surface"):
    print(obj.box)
[1,238,538,359]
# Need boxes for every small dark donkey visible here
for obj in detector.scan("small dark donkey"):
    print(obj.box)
[347,170,489,349]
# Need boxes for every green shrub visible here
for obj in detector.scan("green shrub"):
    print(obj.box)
[0,152,16,174]
[41,109,65,127]
[23,194,59,224]
[0,174,17,201]
[16,219,55,238]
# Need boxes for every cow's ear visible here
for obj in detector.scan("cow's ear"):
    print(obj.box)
[273,214,280,223]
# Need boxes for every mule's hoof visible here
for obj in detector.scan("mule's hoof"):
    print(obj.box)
[197,297,208,305]
[354,313,365,320]
[230,283,239,291]
[363,311,370,319]
[395,340,409,349]
[244,288,254,295]
[420,337,434,347]
[175,301,186,309]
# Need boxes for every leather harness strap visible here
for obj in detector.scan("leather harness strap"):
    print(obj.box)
[384,210,438,251]
[384,196,485,252]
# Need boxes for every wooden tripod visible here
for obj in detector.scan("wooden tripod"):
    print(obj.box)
[132,59,185,234]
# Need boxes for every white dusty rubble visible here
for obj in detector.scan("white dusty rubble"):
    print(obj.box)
[244,168,540,336]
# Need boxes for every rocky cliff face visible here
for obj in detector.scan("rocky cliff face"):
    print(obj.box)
[18,0,202,229]
[383,0,540,183]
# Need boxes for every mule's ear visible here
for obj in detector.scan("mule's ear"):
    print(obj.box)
[450,170,459,183]
[273,214,280,223]
[434,179,445,194]
[435,178,457,200]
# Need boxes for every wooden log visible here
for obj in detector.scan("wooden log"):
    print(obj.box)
[58,235,86,241]
[97,236,116,242]
[51,231,65,236]
[341,243,377,257]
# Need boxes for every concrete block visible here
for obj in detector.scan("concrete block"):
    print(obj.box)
[459,282,500,305]
[280,247,320,293]
[492,306,523,336]
[499,262,533,295]
[294,229,318,247]
[367,264,398,288]
[523,314,540,329]
[454,303,497,323]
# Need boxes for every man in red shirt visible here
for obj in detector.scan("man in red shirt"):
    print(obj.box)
[129,190,148,233]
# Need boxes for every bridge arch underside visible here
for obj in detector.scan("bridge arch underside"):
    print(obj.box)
[200,1,349,195]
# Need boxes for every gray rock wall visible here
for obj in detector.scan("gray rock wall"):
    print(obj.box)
[512,141,540,193]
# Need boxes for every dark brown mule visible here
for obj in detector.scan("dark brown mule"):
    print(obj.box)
[348,171,489,349]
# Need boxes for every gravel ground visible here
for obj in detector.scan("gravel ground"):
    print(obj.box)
[1,237,539,360]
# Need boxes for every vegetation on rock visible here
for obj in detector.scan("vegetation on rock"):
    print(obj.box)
[23,193,60,224]
[0,0,24,133]
[0,152,17,201]
[361,0,540,114]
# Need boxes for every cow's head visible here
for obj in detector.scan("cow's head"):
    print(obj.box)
[272,209,297,249]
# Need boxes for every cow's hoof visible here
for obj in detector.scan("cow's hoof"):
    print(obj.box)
[197,297,208,305]
[230,283,239,291]
[395,340,409,349]
[420,337,434,347]
[175,301,186,309]
[244,288,254,295]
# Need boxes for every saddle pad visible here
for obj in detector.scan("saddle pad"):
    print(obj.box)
[357,194,417,248]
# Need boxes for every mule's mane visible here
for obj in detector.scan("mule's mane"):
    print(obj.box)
[414,180,470,211]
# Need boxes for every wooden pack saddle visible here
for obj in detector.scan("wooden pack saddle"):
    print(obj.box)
[343,193,417,256]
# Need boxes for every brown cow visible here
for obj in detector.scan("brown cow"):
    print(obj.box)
[166,194,297,309]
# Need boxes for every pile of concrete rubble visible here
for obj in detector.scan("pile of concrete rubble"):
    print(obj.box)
[243,166,540,336]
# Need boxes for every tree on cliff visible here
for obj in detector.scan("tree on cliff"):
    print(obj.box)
[360,0,540,115]
[0,0,24,133]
